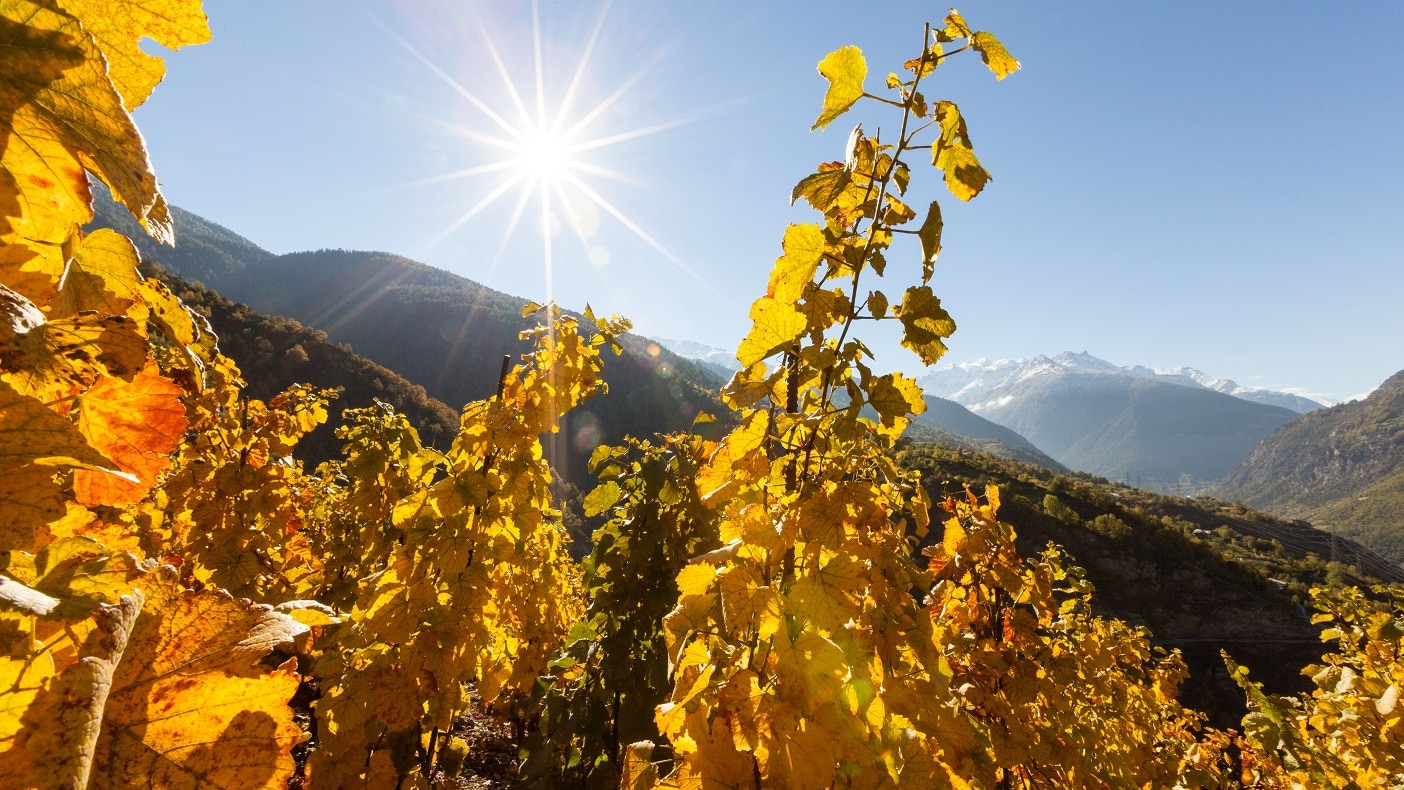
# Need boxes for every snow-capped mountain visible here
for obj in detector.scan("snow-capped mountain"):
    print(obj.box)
[917,352,1308,492]
[651,338,742,373]
[922,352,1328,415]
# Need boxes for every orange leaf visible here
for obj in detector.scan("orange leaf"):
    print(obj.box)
[74,364,187,506]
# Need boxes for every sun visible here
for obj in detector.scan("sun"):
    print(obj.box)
[381,1,711,304]
[511,128,576,182]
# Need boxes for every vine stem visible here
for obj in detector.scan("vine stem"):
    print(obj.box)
[794,23,934,482]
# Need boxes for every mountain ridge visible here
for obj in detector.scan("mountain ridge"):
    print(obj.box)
[923,352,1328,414]
[1214,369,1404,564]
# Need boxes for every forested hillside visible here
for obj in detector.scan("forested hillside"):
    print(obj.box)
[93,197,728,485]
[898,441,1401,725]
[1216,369,1404,564]
[159,270,461,461]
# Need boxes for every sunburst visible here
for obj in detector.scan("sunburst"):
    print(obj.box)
[382,1,710,306]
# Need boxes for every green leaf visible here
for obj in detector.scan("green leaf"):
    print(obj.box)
[583,481,622,517]
[812,45,866,131]
[971,31,1020,80]
[917,201,943,283]
[897,286,956,366]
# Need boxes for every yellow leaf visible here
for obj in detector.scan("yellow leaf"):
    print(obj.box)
[941,9,972,41]
[5,535,142,613]
[764,717,837,790]
[812,45,866,131]
[677,564,718,598]
[656,664,715,736]
[0,304,148,403]
[90,568,308,787]
[0,567,308,788]
[766,223,825,305]
[0,379,121,549]
[0,1,169,245]
[720,565,782,639]
[737,297,806,368]
[943,516,967,556]
[0,589,141,788]
[971,31,1020,80]
[790,167,850,213]
[52,0,211,108]
[897,285,956,366]
[867,372,926,427]
[73,365,188,506]
[52,229,145,320]
[931,101,991,201]
[621,740,659,790]
[917,201,943,283]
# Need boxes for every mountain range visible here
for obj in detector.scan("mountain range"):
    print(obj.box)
[94,192,1400,574]
[923,353,1328,414]
[912,353,1306,492]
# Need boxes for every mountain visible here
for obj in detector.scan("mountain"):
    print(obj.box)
[925,353,1327,414]
[160,272,461,462]
[919,353,1302,492]
[656,337,1064,468]
[651,337,741,379]
[91,193,728,487]
[899,441,1403,727]
[1214,369,1404,565]
[906,396,1066,470]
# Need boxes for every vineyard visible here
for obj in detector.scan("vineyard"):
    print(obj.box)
[1,2,1401,788]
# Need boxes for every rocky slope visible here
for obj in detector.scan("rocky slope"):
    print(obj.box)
[1215,369,1404,564]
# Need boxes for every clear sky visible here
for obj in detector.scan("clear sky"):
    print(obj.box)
[134,1,1404,402]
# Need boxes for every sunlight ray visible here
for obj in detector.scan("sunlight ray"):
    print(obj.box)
[421,173,524,253]
[569,117,698,153]
[477,25,535,132]
[560,53,662,140]
[560,170,723,298]
[550,179,597,255]
[538,184,555,307]
[553,0,613,134]
[483,183,537,284]
[376,21,519,139]
[531,0,547,129]
[391,160,517,190]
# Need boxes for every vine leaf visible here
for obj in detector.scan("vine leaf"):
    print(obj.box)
[766,224,825,304]
[867,372,926,428]
[737,298,806,368]
[812,45,867,131]
[897,286,957,366]
[52,0,212,108]
[932,101,991,201]
[971,31,1020,80]
[0,379,124,548]
[73,364,188,506]
[90,567,308,788]
[917,201,943,282]
[0,567,308,789]
[0,1,168,247]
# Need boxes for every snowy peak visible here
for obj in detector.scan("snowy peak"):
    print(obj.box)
[650,337,742,372]
[920,353,1329,414]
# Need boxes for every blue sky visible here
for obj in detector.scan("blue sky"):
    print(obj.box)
[134,1,1403,402]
